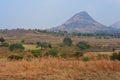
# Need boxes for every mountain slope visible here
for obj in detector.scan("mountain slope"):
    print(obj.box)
[52,11,111,33]
[110,21,120,29]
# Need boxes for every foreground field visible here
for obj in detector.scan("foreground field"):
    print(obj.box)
[0,58,120,80]
[0,30,120,80]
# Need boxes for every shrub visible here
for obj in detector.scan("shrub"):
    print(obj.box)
[118,52,120,60]
[63,37,72,46]
[0,38,5,43]
[36,42,52,48]
[82,57,89,61]
[97,54,108,59]
[45,52,49,56]
[0,42,9,47]
[8,54,23,60]
[58,43,64,47]
[110,52,120,60]
[48,48,59,57]
[21,40,25,43]
[74,51,83,58]
[31,50,41,57]
[60,52,68,58]
[25,54,34,61]
[76,41,90,50]
[9,43,25,51]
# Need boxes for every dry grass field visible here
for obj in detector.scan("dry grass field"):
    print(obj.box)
[0,58,120,80]
[0,30,120,80]
[23,44,40,51]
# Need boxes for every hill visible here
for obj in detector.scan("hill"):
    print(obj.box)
[110,21,120,29]
[51,11,113,33]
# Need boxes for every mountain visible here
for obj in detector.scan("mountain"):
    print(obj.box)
[110,21,120,29]
[51,11,112,33]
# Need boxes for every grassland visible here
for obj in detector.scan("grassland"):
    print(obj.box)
[0,30,120,80]
[1,30,120,49]
[23,44,40,51]
[0,58,120,80]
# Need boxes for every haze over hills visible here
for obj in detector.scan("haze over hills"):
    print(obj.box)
[110,21,120,29]
[51,11,114,33]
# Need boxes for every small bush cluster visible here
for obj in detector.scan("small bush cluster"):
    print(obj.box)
[63,37,72,46]
[60,52,68,58]
[31,49,41,57]
[8,54,23,60]
[36,42,52,48]
[110,52,120,60]
[76,41,90,50]
[74,51,83,58]
[82,57,89,61]
[21,40,25,43]
[47,48,59,57]
[9,43,25,51]
[0,42,9,47]
[0,37,5,43]
[97,54,108,59]
[24,54,34,61]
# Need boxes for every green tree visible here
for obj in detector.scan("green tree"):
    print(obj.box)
[0,38,5,43]
[9,43,25,51]
[76,41,90,50]
[63,37,72,46]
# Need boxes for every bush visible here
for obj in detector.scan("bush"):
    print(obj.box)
[110,52,120,60]
[21,40,25,43]
[76,41,90,50]
[118,52,120,60]
[8,54,23,60]
[97,54,108,59]
[60,52,68,58]
[74,51,83,58]
[25,54,34,61]
[0,38,5,43]
[9,43,25,51]
[36,42,52,48]
[63,37,72,46]
[48,48,59,57]
[0,42,9,47]
[82,57,89,61]
[31,50,41,57]
[58,43,64,47]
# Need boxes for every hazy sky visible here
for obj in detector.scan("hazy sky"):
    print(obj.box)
[0,0,120,29]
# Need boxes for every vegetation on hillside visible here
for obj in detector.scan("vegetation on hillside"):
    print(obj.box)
[0,37,5,43]
[63,37,72,46]
[76,41,90,50]
[31,49,41,57]
[9,43,25,51]
[0,30,119,80]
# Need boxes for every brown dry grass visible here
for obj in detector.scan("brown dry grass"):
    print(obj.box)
[2,30,120,48]
[0,58,120,80]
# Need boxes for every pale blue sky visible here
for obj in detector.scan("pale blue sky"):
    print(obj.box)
[0,0,120,29]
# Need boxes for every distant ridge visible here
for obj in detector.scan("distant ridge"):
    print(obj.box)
[110,21,120,29]
[51,11,112,33]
